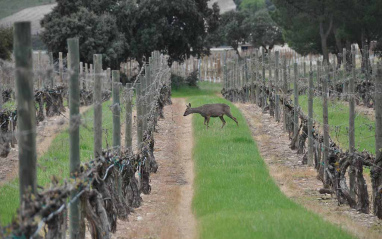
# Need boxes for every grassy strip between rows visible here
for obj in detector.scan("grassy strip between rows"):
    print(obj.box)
[0,100,118,225]
[173,82,355,239]
[0,0,54,20]
[298,95,375,153]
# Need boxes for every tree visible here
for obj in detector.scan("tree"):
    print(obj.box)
[41,0,218,67]
[272,0,338,63]
[214,10,249,57]
[0,26,13,61]
[244,8,284,52]
[41,0,126,69]
[115,0,219,66]
[272,0,382,66]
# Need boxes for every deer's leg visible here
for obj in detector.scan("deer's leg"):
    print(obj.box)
[206,116,210,129]
[204,117,207,125]
[225,112,239,126]
[219,116,226,128]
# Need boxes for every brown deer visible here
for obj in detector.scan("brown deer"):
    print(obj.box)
[183,103,238,129]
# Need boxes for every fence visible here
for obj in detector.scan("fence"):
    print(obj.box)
[0,21,172,238]
[171,49,238,83]
[221,46,382,219]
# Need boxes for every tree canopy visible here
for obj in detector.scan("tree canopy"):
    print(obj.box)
[212,0,283,55]
[41,0,220,68]
[271,0,382,63]
[0,26,13,61]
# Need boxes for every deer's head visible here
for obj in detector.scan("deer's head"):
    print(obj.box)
[183,103,192,116]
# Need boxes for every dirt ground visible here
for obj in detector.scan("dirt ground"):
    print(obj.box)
[0,105,91,186]
[235,102,382,239]
[113,98,196,239]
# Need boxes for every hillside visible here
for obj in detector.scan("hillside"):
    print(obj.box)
[0,0,55,20]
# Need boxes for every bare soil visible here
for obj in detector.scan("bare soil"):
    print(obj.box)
[235,102,382,239]
[113,98,196,239]
[0,105,92,186]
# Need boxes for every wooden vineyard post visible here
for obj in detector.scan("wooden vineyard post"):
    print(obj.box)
[79,62,83,90]
[67,52,71,81]
[293,63,299,139]
[14,21,37,203]
[112,70,121,154]
[125,83,133,153]
[250,53,255,104]
[373,61,382,219]
[59,52,63,84]
[84,63,88,90]
[112,70,123,206]
[89,64,93,91]
[304,61,306,78]
[67,38,84,239]
[318,61,323,91]
[323,63,330,187]
[232,61,236,101]
[93,54,102,158]
[262,47,266,110]
[107,68,111,92]
[37,51,41,90]
[275,51,280,122]
[147,64,153,123]
[0,75,2,110]
[349,46,356,198]
[136,81,143,147]
[332,54,336,85]
[255,49,260,106]
[268,51,273,116]
[146,65,151,131]
[308,66,314,166]
[283,55,288,131]
[343,48,348,100]
[364,44,370,82]
[48,52,54,88]
[141,66,148,133]
[223,51,227,89]
[245,59,249,102]
[269,49,272,80]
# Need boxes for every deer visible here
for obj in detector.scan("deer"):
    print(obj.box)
[183,103,238,129]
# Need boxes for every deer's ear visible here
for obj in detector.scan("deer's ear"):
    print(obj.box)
[188,103,191,107]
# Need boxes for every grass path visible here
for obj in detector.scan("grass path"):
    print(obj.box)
[174,82,355,239]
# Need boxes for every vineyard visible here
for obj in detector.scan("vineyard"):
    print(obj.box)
[0,22,174,238]
[221,46,382,220]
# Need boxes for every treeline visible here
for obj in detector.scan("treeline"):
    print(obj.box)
[210,0,283,56]
[40,0,220,69]
[271,0,382,64]
[216,0,382,68]
[2,0,381,70]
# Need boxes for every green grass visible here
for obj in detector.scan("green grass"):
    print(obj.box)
[2,100,16,111]
[0,0,55,19]
[0,100,117,225]
[173,82,354,239]
[298,95,375,153]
